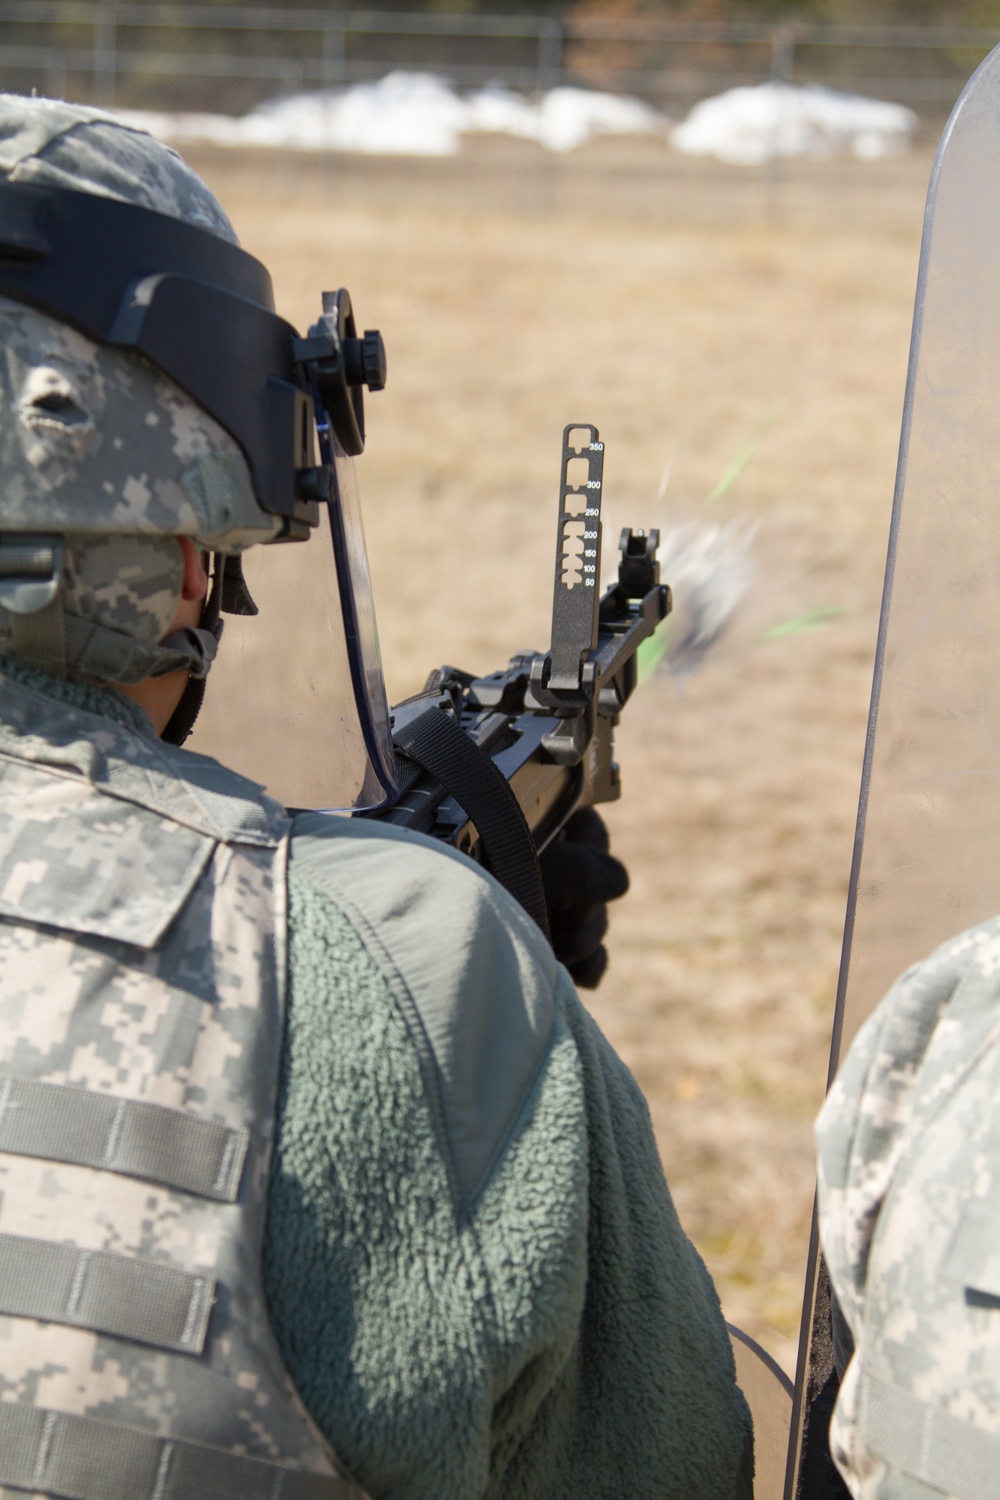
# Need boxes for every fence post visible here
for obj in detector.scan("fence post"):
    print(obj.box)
[322,16,347,88]
[537,15,563,93]
[92,4,117,107]
[770,19,796,87]
[764,21,797,216]
[45,52,67,103]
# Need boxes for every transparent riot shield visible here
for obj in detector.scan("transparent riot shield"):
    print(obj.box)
[188,451,396,813]
[786,41,1000,1498]
[835,59,1000,1063]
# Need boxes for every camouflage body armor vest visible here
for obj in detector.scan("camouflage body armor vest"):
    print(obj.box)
[0,670,364,1500]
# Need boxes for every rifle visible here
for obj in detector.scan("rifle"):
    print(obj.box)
[366,424,671,936]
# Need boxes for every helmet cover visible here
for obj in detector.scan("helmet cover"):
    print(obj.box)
[0,95,278,683]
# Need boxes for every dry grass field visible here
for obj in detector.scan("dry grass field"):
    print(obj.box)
[190,138,932,1376]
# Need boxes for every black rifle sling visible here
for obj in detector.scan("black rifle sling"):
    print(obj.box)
[393,707,551,942]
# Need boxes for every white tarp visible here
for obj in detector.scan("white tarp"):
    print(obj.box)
[114,73,916,162]
[465,84,661,152]
[115,72,665,157]
[670,82,917,165]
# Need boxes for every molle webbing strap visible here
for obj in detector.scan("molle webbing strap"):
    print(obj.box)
[393,706,551,941]
[0,537,67,678]
[0,1076,249,1202]
[0,607,201,687]
[861,1372,1000,1500]
[5,597,66,679]
[0,1404,361,1500]
[0,1233,215,1355]
[60,610,196,685]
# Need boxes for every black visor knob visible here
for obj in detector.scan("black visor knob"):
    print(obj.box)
[361,329,387,392]
[343,328,386,394]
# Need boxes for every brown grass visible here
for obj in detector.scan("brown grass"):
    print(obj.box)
[190,139,930,1374]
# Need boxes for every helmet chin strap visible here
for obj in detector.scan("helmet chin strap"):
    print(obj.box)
[160,554,225,747]
[157,625,218,681]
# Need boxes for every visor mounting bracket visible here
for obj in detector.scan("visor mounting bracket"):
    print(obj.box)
[292,288,386,458]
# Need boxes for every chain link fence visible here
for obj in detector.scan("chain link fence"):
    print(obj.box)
[0,3,980,227]
[0,2,996,118]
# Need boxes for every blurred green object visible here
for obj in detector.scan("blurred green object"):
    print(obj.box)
[761,606,846,639]
[638,626,672,683]
[706,398,786,505]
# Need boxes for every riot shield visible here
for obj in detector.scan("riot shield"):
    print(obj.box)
[786,41,1000,1498]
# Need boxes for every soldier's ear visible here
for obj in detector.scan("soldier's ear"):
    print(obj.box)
[178,538,209,603]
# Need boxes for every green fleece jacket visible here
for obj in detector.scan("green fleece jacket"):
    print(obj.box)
[5,659,753,1500]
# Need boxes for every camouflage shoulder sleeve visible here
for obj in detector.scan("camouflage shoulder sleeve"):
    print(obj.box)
[815,927,973,1339]
[816,917,1000,1500]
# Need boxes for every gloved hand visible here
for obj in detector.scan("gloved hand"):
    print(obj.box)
[539,807,629,989]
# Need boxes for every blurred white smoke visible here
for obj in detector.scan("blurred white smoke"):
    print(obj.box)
[654,519,756,676]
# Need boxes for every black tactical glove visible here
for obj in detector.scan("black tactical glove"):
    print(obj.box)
[539,807,629,989]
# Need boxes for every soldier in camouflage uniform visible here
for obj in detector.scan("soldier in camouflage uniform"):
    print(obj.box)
[816,920,1000,1500]
[0,95,753,1500]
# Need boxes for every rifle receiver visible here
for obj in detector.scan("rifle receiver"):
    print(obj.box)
[372,424,671,911]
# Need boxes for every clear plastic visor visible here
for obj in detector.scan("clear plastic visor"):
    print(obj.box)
[188,451,396,813]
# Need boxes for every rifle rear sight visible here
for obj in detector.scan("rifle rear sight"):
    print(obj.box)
[529,424,669,726]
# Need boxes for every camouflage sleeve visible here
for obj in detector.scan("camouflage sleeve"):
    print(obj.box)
[262,817,751,1500]
[815,931,969,1340]
[815,918,1000,1500]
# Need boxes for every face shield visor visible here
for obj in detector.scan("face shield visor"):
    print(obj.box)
[189,443,395,811]
[0,181,397,811]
